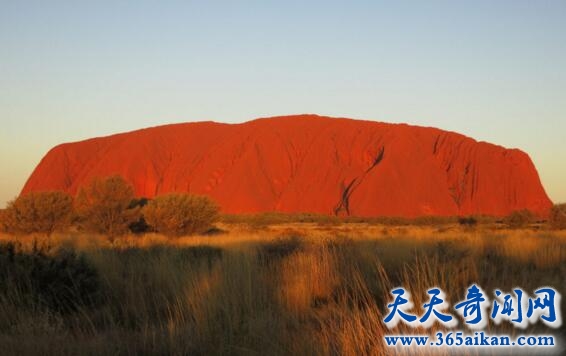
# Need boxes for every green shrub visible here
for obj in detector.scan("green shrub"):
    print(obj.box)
[74,176,141,239]
[143,193,219,237]
[549,204,566,229]
[1,191,73,237]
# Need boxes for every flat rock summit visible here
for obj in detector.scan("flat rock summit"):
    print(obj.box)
[23,115,552,217]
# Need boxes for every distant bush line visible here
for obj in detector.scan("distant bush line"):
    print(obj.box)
[0,175,563,240]
[219,211,553,229]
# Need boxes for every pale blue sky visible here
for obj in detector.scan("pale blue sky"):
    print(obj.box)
[1,0,565,207]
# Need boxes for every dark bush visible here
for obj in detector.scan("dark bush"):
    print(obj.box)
[127,198,151,234]
[201,226,227,236]
[458,216,478,227]
[0,242,102,313]
[128,216,151,234]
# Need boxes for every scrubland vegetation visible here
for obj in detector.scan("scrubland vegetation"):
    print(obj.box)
[1,176,220,240]
[0,223,565,355]
[0,177,565,355]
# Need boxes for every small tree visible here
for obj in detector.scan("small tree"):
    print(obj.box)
[505,209,534,229]
[74,176,140,240]
[1,191,73,237]
[549,204,566,230]
[143,193,219,237]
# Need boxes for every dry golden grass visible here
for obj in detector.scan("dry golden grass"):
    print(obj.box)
[0,223,565,355]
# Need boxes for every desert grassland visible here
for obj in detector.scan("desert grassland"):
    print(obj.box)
[0,223,565,356]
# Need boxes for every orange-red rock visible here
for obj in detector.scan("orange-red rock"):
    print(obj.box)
[22,115,552,217]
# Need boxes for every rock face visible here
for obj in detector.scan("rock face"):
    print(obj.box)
[22,115,552,217]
